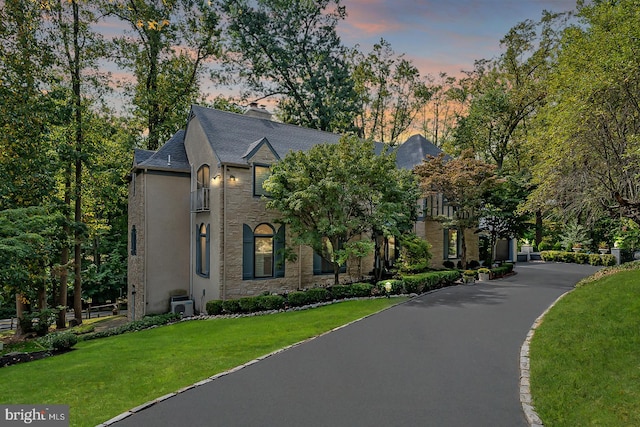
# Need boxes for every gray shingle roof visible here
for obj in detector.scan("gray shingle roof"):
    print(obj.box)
[189,105,342,165]
[395,134,444,170]
[135,130,190,172]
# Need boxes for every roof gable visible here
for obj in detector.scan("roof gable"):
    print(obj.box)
[188,105,341,165]
[242,137,281,162]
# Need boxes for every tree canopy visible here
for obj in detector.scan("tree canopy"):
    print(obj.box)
[264,135,418,284]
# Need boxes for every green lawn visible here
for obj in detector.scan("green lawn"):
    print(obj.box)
[0,298,405,426]
[530,269,640,426]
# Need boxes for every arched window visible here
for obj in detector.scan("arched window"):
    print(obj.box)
[193,165,210,211]
[254,224,274,278]
[243,223,285,279]
[196,223,210,277]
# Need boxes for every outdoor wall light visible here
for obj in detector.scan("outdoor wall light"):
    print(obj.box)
[230,175,236,181]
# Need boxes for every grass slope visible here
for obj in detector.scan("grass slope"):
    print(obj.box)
[0,298,405,426]
[530,269,640,426]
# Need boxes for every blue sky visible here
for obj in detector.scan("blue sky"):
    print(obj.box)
[338,0,577,77]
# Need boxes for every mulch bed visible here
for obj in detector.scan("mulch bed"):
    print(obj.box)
[1,350,52,368]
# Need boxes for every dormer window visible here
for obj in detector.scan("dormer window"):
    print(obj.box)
[253,164,271,197]
[192,165,210,212]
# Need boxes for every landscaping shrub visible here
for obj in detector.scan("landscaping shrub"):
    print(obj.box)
[350,283,374,297]
[222,299,241,314]
[39,331,78,351]
[442,260,455,269]
[256,295,285,311]
[206,300,224,315]
[574,252,589,264]
[329,285,352,300]
[287,291,309,307]
[468,260,480,269]
[537,241,551,252]
[305,288,330,304]
[374,279,404,295]
[402,271,459,293]
[237,297,258,313]
[490,263,514,278]
[588,254,603,266]
[601,254,616,266]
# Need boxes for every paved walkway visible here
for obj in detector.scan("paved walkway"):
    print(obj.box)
[110,263,599,427]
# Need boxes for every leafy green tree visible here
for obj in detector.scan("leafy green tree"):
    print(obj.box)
[102,0,222,150]
[454,12,565,171]
[415,149,497,269]
[0,0,57,210]
[528,0,640,225]
[222,0,359,133]
[351,38,432,144]
[0,207,65,336]
[264,135,418,284]
[420,72,463,148]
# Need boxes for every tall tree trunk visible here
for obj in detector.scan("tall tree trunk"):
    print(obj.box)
[56,166,72,329]
[15,294,26,337]
[460,229,468,270]
[71,0,83,325]
[535,210,543,247]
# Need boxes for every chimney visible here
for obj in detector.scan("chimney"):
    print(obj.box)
[244,102,273,121]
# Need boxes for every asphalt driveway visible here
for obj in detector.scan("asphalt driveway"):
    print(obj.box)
[110,262,599,427]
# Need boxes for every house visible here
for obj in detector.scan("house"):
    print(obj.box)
[127,104,479,319]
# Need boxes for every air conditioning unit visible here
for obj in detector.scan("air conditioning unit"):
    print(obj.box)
[171,300,194,317]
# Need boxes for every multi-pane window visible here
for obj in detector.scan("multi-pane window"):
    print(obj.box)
[254,224,274,278]
[253,165,271,197]
[242,223,285,280]
[193,165,210,212]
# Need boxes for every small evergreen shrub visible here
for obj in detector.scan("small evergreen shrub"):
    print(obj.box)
[601,254,616,266]
[206,300,224,315]
[222,299,241,314]
[305,288,330,304]
[442,260,455,269]
[256,295,285,311]
[574,252,589,264]
[374,279,404,295]
[237,297,260,313]
[350,283,374,298]
[588,254,603,266]
[287,291,309,307]
[40,331,78,351]
[329,285,352,300]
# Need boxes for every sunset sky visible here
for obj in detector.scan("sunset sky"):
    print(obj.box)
[338,0,577,78]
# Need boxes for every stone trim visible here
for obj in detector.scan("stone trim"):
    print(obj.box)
[519,290,571,427]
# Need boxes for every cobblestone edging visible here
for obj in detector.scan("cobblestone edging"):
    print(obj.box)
[520,290,571,427]
[97,297,409,426]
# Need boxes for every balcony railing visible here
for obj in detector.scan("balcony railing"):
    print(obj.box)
[191,187,210,212]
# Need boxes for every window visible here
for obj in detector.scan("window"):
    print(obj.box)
[243,224,285,279]
[196,223,210,277]
[253,164,271,197]
[192,165,210,212]
[444,228,460,259]
[384,236,398,268]
[130,226,137,256]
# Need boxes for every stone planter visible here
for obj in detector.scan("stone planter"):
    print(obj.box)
[478,272,491,282]
[599,248,609,254]
[463,276,476,285]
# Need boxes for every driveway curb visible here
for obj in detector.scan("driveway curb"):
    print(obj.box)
[519,289,572,427]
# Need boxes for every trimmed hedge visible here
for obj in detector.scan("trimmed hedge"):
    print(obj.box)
[38,331,78,351]
[490,263,514,278]
[400,270,462,294]
[287,291,309,307]
[541,251,616,267]
[306,288,330,303]
[374,279,404,295]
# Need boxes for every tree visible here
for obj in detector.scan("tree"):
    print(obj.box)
[0,0,57,210]
[420,72,463,148]
[0,207,65,336]
[102,0,222,150]
[528,0,640,225]
[351,39,432,144]
[222,0,359,133]
[264,135,418,284]
[414,149,497,269]
[454,12,565,171]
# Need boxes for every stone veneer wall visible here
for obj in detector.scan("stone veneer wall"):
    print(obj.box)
[127,170,146,321]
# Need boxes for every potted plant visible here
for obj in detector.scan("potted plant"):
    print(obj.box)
[598,242,609,254]
[477,268,491,282]
[462,270,476,285]
[572,243,583,253]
